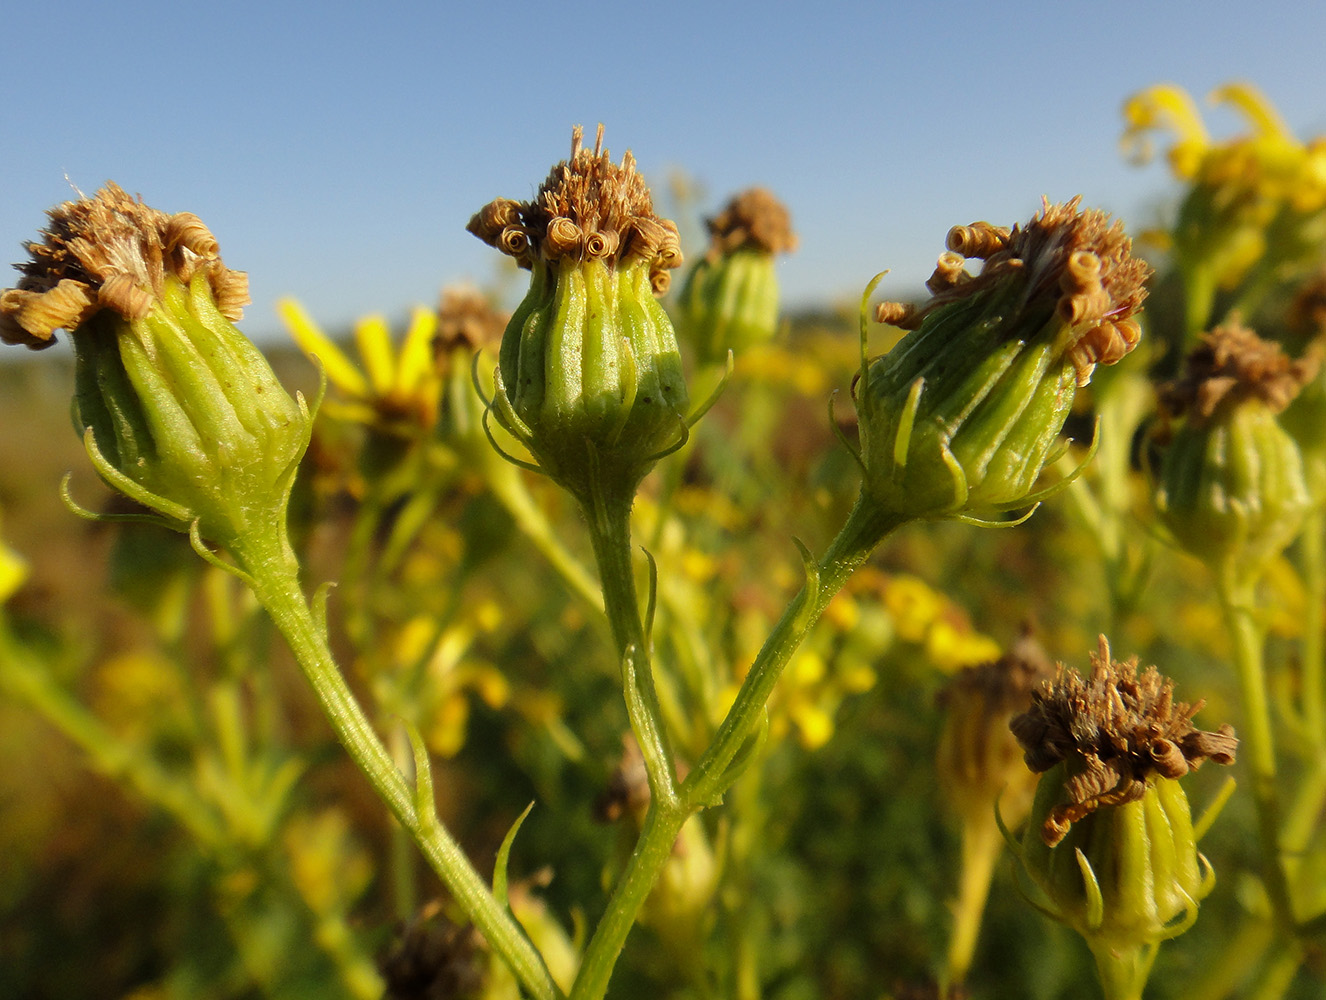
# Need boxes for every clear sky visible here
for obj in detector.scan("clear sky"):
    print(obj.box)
[4,1,1325,343]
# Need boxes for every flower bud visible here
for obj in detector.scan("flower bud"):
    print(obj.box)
[1010,637,1236,982]
[675,187,797,365]
[1150,319,1317,578]
[468,126,689,501]
[855,199,1150,521]
[0,183,311,550]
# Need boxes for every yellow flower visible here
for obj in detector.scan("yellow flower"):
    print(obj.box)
[0,516,26,605]
[1122,81,1326,307]
[279,297,441,434]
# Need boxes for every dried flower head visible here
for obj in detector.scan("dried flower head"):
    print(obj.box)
[1287,269,1326,337]
[875,198,1151,387]
[1010,636,1236,847]
[701,187,798,260]
[434,284,508,358]
[937,628,1055,825]
[1158,318,1319,427]
[467,125,682,294]
[0,182,248,349]
[378,899,484,1000]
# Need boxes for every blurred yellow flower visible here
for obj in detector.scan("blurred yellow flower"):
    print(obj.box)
[0,534,26,605]
[279,297,441,434]
[1122,81,1326,304]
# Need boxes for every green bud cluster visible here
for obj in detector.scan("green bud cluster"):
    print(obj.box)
[855,199,1151,522]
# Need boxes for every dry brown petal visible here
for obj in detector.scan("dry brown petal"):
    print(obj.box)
[878,198,1151,384]
[0,182,248,348]
[1159,318,1319,425]
[702,187,798,258]
[1010,635,1237,845]
[467,125,681,291]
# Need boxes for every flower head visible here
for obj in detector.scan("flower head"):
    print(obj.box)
[1009,637,1235,984]
[279,298,441,436]
[676,187,798,364]
[1,184,310,551]
[937,629,1054,827]
[1150,319,1317,575]
[468,126,689,502]
[1011,635,1237,847]
[1123,82,1326,332]
[855,199,1149,521]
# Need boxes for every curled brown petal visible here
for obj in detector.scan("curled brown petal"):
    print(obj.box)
[99,273,154,320]
[946,222,1010,259]
[544,216,582,258]
[164,212,219,258]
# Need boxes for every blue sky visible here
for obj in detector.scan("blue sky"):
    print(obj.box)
[4,1,1325,343]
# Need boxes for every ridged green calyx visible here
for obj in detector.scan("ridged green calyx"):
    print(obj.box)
[467,126,689,503]
[676,187,797,365]
[0,183,312,552]
[1150,320,1316,578]
[1009,637,1237,998]
[855,199,1151,521]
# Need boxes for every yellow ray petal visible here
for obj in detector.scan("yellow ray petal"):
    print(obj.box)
[1210,81,1292,142]
[1121,84,1209,177]
[354,315,396,396]
[277,298,369,398]
[397,306,439,392]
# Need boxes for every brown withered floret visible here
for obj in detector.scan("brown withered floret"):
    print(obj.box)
[434,285,508,359]
[0,182,248,349]
[937,628,1054,813]
[701,187,798,260]
[874,197,1151,386]
[1287,269,1326,337]
[1010,635,1237,847]
[466,125,683,295]
[1158,318,1320,427]
[378,899,484,1000]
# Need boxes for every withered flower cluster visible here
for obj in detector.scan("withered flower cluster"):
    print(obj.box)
[1010,636,1237,847]
[0,182,248,348]
[467,124,682,294]
[434,285,507,359]
[1157,318,1320,427]
[699,187,798,261]
[876,197,1150,388]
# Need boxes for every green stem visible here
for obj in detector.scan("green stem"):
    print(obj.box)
[1215,568,1298,933]
[1088,940,1152,1000]
[686,497,902,803]
[229,526,561,1000]
[569,495,901,1000]
[1300,512,1326,747]
[944,815,1003,988]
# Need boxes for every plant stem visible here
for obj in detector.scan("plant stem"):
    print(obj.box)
[944,815,1003,988]
[686,497,902,803]
[569,494,901,1000]
[1215,568,1297,933]
[230,525,562,1000]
